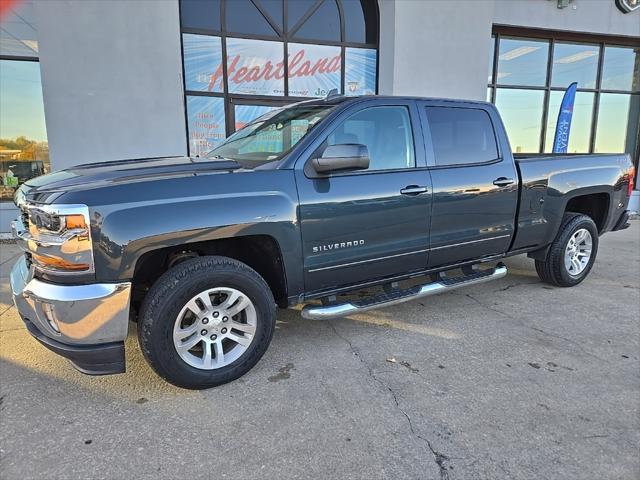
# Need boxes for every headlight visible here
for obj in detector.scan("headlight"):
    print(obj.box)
[14,204,95,275]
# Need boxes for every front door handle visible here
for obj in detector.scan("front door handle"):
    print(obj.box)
[400,185,429,196]
[493,177,515,187]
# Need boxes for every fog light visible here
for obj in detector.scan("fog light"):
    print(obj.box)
[41,302,60,333]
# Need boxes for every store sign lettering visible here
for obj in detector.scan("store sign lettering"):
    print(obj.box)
[206,49,341,92]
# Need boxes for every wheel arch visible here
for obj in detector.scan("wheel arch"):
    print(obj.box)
[131,234,290,315]
[564,192,610,233]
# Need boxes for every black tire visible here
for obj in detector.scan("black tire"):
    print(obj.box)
[534,213,599,287]
[138,256,276,389]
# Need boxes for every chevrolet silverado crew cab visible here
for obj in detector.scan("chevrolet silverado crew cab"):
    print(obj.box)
[10,96,635,389]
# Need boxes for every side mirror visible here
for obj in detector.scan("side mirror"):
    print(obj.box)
[311,144,370,174]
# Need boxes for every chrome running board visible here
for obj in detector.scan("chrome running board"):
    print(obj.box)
[301,263,507,321]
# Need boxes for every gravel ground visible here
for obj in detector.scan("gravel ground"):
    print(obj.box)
[1,222,638,480]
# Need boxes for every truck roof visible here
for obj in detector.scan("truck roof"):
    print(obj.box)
[295,94,493,108]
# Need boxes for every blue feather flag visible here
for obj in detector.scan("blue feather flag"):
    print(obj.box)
[552,82,578,153]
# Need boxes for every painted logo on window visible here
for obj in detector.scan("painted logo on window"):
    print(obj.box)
[287,43,341,98]
[183,35,376,98]
[186,96,226,156]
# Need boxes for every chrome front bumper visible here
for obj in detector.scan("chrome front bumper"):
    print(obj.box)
[10,256,132,374]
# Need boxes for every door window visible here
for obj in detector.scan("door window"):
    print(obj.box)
[326,106,415,171]
[425,107,498,166]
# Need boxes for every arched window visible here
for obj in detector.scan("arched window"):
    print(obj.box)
[179,0,379,156]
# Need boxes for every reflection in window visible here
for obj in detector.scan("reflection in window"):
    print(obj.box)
[497,38,548,86]
[293,0,341,42]
[327,106,415,171]
[180,0,221,32]
[488,33,640,166]
[601,46,640,92]
[545,91,594,153]
[226,0,278,37]
[0,60,49,201]
[287,0,317,31]
[234,104,278,130]
[211,105,335,163]
[256,0,283,31]
[551,42,599,89]
[495,88,545,153]
[0,0,38,57]
[595,94,640,153]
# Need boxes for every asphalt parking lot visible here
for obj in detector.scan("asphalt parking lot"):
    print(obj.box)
[1,222,638,480]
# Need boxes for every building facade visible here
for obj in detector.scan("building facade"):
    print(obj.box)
[1,0,639,232]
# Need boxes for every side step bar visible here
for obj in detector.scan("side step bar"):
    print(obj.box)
[301,263,507,321]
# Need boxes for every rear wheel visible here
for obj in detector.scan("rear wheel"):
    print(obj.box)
[535,213,599,287]
[138,256,276,389]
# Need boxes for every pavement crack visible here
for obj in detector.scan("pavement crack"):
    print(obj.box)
[423,437,451,480]
[327,320,453,479]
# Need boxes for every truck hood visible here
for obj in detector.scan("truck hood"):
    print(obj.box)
[22,156,242,194]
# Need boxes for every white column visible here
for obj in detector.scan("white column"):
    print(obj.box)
[34,0,187,171]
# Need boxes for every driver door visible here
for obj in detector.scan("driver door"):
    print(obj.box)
[294,101,433,294]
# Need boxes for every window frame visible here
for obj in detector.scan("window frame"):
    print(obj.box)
[423,105,501,168]
[179,0,380,154]
[488,26,640,166]
[1,7,49,203]
[299,100,425,178]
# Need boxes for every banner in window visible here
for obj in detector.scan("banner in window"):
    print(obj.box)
[287,43,341,98]
[182,34,223,93]
[186,95,226,156]
[345,47,377,96]
[226,38,285,96]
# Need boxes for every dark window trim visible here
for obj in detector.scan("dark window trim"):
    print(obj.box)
[180,0,380,153]
[493,24,640,47]
[0,55,39,62]
[488,26,640,173]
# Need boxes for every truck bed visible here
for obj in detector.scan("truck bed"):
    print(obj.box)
[512,153,633,252]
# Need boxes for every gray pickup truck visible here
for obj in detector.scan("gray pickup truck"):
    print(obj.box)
[10,96,634,389]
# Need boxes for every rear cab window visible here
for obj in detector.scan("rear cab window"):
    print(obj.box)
[425,107,499,166]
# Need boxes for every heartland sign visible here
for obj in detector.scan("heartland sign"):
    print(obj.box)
[185,38,343,97]
[183,34,376,98]
[207,45,341,96]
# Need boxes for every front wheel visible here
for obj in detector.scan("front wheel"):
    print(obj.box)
[535,213,599,287]
[138,256,276,389]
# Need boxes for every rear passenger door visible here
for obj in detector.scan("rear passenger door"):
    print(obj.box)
[295,100,432,294]
[419,103,518,268]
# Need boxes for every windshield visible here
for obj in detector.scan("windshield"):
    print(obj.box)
[208,104,336,165]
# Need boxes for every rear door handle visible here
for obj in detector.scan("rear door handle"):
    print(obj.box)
[493,177,515,187]
[400,185,429,195]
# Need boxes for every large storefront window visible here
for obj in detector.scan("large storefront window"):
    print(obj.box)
[180,0,379,154]
[488,29,639,179]
[0,1,49,201]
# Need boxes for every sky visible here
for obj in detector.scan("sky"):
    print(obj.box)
[0,59,48,142]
